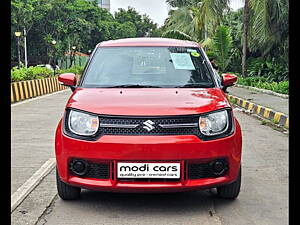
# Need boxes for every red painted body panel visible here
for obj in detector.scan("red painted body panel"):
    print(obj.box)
[221,73,238,87]
[66,88,231,116]
[58,73,77,86]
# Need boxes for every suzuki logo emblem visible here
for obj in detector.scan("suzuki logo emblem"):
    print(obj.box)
[142,120,155,131]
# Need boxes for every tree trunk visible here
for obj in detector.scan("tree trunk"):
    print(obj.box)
[242,0,250,77]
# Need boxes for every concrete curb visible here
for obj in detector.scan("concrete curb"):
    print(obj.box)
[11,158,56,213]
[227,94,289,129]
[11,75,80,104]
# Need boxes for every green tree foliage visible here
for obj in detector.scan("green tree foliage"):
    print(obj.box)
[11,0,158,64]
[163,6,198,40]
[246,57,288,82]
[162,30,196,41]
[98,21,137,40]
[163,0,230,42]
[222,8,243,73]
[249,0,288,57]
[163,0,288,82]
[149,27,165,37]
[166,0,195,8]
[114,7,158,37]
[211,25,233,73]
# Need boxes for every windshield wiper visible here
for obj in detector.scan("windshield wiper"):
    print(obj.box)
[106,84,163,88]
[174,83,213,88]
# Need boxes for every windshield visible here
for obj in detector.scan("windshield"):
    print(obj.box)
[81,46,215,88]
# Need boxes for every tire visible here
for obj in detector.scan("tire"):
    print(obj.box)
[217,166,241,199]
[56,168,81,200]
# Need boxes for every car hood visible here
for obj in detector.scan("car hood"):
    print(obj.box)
[66,88,231,116]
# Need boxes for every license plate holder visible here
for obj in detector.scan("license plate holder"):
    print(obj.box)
[117,162,181,179]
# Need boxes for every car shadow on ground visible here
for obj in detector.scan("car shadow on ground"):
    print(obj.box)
[62,188,234,215]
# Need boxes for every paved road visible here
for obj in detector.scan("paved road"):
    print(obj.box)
[11,90,72,195]
[11,91,288,225]
[228,86,288,115]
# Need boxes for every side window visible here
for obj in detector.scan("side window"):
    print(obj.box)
[214,70,222,86]
[198,47,220,87]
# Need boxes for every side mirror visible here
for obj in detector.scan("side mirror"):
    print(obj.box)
[221,73,237,92]
[58,73,77,91]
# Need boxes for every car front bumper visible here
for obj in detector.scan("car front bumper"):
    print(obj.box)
[55,118,242,192]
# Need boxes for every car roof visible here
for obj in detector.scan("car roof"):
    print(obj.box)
[97,38,200,48]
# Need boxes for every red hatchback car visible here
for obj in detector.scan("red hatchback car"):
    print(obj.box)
[55,38,242,200]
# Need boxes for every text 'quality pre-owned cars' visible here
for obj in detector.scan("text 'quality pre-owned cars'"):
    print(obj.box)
[55,38,242,200]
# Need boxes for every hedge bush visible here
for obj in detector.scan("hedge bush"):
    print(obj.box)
[236,74,289,95]
[11,65,85,82]
[56,65,85,76]
[11,66,53,82]
[246,57,288,82]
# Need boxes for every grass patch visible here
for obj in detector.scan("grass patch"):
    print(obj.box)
[234,74,289,95]
[271,119,279,125]
[229,97,237,104]
[261,120,268,125]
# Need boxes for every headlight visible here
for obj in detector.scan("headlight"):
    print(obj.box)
[199,110,229,136]
[68,110,99,136]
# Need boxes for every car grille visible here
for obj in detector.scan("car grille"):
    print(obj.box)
[69,161,110,179]
[98,116,201,136]
[85,163,110,179]
[188,162,227,179]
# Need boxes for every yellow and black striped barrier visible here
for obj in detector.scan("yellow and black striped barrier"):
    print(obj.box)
[11,78,288,129]
[227,94,289,129]
[11,76,70,104]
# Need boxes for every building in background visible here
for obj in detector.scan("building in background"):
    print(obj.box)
[87,0,110,11]
[100,0,110,11]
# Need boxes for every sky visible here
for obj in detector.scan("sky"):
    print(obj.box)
[110,0,244,27]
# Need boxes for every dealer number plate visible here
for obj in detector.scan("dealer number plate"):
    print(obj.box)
[117,163,180,179]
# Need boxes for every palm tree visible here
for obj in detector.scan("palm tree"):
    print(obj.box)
[248,0,288,56]
[211,25,233,72]
[242,0,249,77]
[163,0,230,42]
[164,0,288,76]
[242,0,288,77]
[166,0,194,8]
[163,6,199,41]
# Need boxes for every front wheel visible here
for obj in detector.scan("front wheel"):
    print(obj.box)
[56,168,81,200]
[217,166,241,199]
